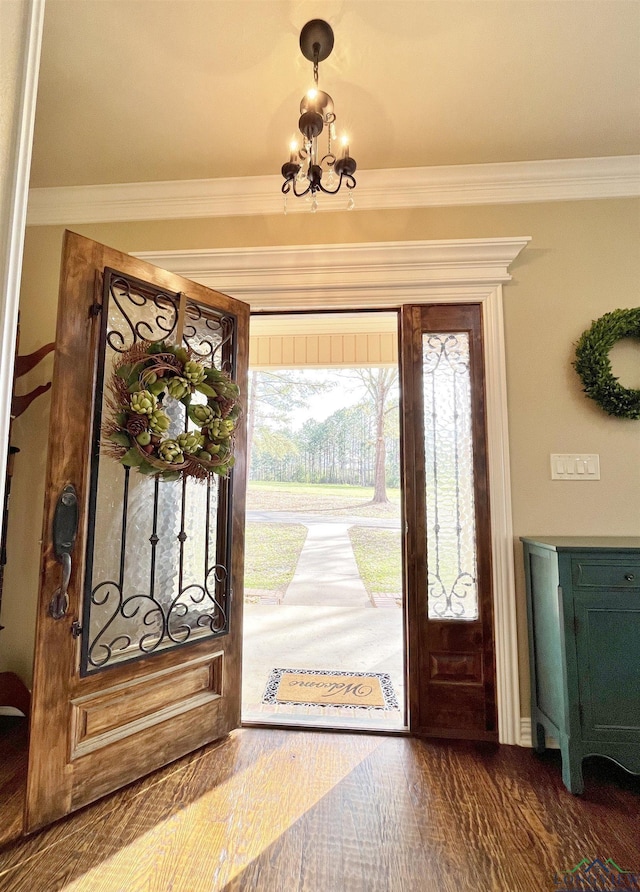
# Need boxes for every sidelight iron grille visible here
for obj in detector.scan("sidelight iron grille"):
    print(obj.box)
[80,269,237,674]
[422,332,479,620]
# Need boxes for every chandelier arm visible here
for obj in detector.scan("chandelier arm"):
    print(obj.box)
[290,178,313,198]
[316,181,340,196]
[282,178,313,198]
[316,172,351,196]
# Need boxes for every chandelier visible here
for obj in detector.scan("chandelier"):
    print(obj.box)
[281,19,357,212]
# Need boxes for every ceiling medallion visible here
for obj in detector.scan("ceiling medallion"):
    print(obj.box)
[281,19,357,213]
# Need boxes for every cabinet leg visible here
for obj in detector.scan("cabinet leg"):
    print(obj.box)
[533,721,546,754]
[559,737,584,794]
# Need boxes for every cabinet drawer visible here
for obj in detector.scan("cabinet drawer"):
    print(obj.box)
[572,560,640,589]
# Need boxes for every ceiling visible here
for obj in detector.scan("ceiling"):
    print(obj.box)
[30,0,640,189]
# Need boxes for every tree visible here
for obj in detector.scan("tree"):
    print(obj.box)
[251,427,299,481]
[246,370,334,477]
[339,368,399,503]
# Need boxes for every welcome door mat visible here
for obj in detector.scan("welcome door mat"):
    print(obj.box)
[262,668,399,710]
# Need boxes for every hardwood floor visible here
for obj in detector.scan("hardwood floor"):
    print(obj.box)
[0,717,28,848]
[0,728,638,891]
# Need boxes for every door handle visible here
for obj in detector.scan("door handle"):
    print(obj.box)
[50,484,78,620]
[51,553,71,619]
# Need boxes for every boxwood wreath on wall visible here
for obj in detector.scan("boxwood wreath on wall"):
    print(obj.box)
[573,308,640,420]
[103,340,241,481]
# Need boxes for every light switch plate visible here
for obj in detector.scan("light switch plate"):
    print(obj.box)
[550,454,600,480]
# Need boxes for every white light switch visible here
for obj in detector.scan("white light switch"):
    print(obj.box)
[551,454,600,480]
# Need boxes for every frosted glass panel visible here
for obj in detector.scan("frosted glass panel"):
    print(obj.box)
[422,333,478,620]
[81,271,233,674]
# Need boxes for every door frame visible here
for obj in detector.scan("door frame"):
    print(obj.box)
[244,307,407,730]
[135,237,530,745]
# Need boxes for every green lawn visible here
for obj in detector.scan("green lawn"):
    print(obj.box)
[247,480,400,517]
[244,522,307,594]
[348,527,402,595]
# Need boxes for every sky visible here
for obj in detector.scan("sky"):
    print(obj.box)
[253,366,400,431]
[289,370,366,430]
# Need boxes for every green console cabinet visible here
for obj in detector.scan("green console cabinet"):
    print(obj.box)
[522,537,640,794]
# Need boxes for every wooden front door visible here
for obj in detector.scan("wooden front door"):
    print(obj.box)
[401,304,497,740]
[25,232,249,832]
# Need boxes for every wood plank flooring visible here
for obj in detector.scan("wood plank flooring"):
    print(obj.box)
[0,718,28,847]
[0,728,638,892]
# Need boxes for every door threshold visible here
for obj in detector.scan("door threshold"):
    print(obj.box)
[241,715,409,735]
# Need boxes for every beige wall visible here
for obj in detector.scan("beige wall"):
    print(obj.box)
[0,0,42,688]
[0,0,28,505]
[4,197,639,717]
[0,0,26,218]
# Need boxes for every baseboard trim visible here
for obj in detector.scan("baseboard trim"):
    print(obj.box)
[520,717,559,749]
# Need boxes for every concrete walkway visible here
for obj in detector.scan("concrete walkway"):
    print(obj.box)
[242,604,405,728]
[283,522,370,608]
[242,508,405,728]
[247,508,400,608]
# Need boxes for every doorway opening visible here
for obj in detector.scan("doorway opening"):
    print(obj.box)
[241,312,406,731]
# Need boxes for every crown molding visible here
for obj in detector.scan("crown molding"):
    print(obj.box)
[27,155,640,226]
[134,237,531,310]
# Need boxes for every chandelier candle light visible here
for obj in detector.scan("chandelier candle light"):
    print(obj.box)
[281,19,357,212]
